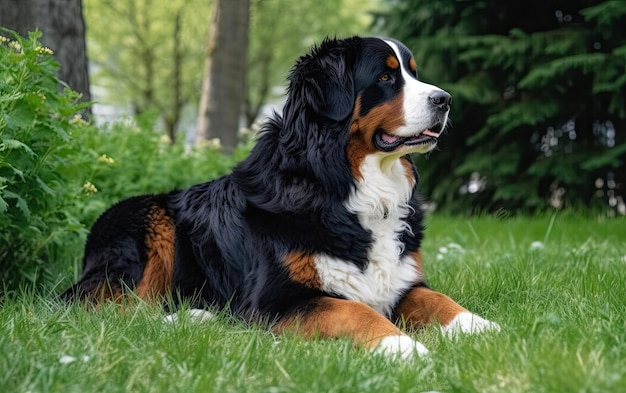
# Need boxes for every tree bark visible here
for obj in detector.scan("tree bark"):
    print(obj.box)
[0,0,91,109]
[196,0,250,151]
[164,8,183,144]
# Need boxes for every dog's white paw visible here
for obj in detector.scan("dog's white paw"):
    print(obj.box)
[373,335,429,359]
[163,308,215,323]
[441,311,500,337]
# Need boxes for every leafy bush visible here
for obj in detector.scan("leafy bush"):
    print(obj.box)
[0,29,249,293]
[0,29,92,292]
[71,113,248,227]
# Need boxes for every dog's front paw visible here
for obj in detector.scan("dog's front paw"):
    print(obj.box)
[441,311,500,337]
[373,335,429,359]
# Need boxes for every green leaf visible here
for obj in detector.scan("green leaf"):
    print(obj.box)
[35,176,56,197]
[4,101,35,130]
[581,143,626,171]
[1,190,31,218]
[594,73,626,94]
[581,1,626,28]
[519,53,606,89]
[528,155,587,185]
[485,101,560,134]
[0,195,8,213]
[1,139,36,156]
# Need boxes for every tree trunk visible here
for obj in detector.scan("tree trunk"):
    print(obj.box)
[0,0,91,110]
[196,0,250,151]
[164,8,184,144]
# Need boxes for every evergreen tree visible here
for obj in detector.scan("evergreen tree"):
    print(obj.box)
[380,0,626,214]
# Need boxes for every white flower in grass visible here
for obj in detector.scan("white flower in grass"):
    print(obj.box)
[59,355,76,364]
[447,242,465,252]
[530,241,544,251]
[436,246,447,261]
[59,354,90,364]
[436,242,466,261]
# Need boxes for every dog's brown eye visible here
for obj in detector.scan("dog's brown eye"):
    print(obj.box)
[379,73,390,82]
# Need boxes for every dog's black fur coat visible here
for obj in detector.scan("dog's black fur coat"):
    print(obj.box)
[62,37,426,323]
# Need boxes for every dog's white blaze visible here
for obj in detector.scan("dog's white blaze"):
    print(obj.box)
[384,40,449,139]
[315,155,420,316]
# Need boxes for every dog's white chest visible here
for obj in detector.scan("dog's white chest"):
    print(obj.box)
[315,155,421,316]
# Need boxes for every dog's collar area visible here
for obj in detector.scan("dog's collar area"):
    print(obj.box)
[373,126,441,152]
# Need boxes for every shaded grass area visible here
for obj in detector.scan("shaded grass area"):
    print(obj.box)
[1,214,625,392]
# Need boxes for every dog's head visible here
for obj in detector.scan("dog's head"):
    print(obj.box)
[236,37,450,212]
[349,38,450,154]
[281,36,450,177]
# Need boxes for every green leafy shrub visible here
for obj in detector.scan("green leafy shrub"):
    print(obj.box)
[72,113,248,227]
[0,29,92,292]
[0,29,249,293]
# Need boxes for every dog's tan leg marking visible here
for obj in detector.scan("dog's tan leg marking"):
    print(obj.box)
[92,283,124,306]
[136,206,175,299]
[275,297,401,346]
[397,286,501,336]
[396,286,467,328]
[275,297,428,358]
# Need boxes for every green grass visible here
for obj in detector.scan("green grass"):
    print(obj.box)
[2,214,625,392]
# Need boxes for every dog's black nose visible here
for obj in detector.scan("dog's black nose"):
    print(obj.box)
[429,90,451,111]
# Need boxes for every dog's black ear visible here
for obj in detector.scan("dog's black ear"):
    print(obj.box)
[233,38,359,214]
[286,38,357,122]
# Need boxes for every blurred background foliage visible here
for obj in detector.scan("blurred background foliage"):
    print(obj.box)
[83,0,626,215]
[84,0,375,141]
[1,0,625,291]
[378,0,626,215]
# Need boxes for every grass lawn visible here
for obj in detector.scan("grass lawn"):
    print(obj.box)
[1,214,625,392]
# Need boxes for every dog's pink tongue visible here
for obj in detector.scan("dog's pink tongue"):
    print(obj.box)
[421,129,440,138]
[381,133,400,143]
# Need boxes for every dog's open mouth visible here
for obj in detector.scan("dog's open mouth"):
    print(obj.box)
[373,124,443,152]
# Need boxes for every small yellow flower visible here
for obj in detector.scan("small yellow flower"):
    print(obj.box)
[69,114,88,126]
[159,134,172,145]
[8,40,22,52]
[97,154,115,165]
[36,46,54,55]
[0,36,8,44]
[83,181,98,195]
[198,137,222,150]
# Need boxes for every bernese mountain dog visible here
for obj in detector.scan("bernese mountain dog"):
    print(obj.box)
[62,36,499,358]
